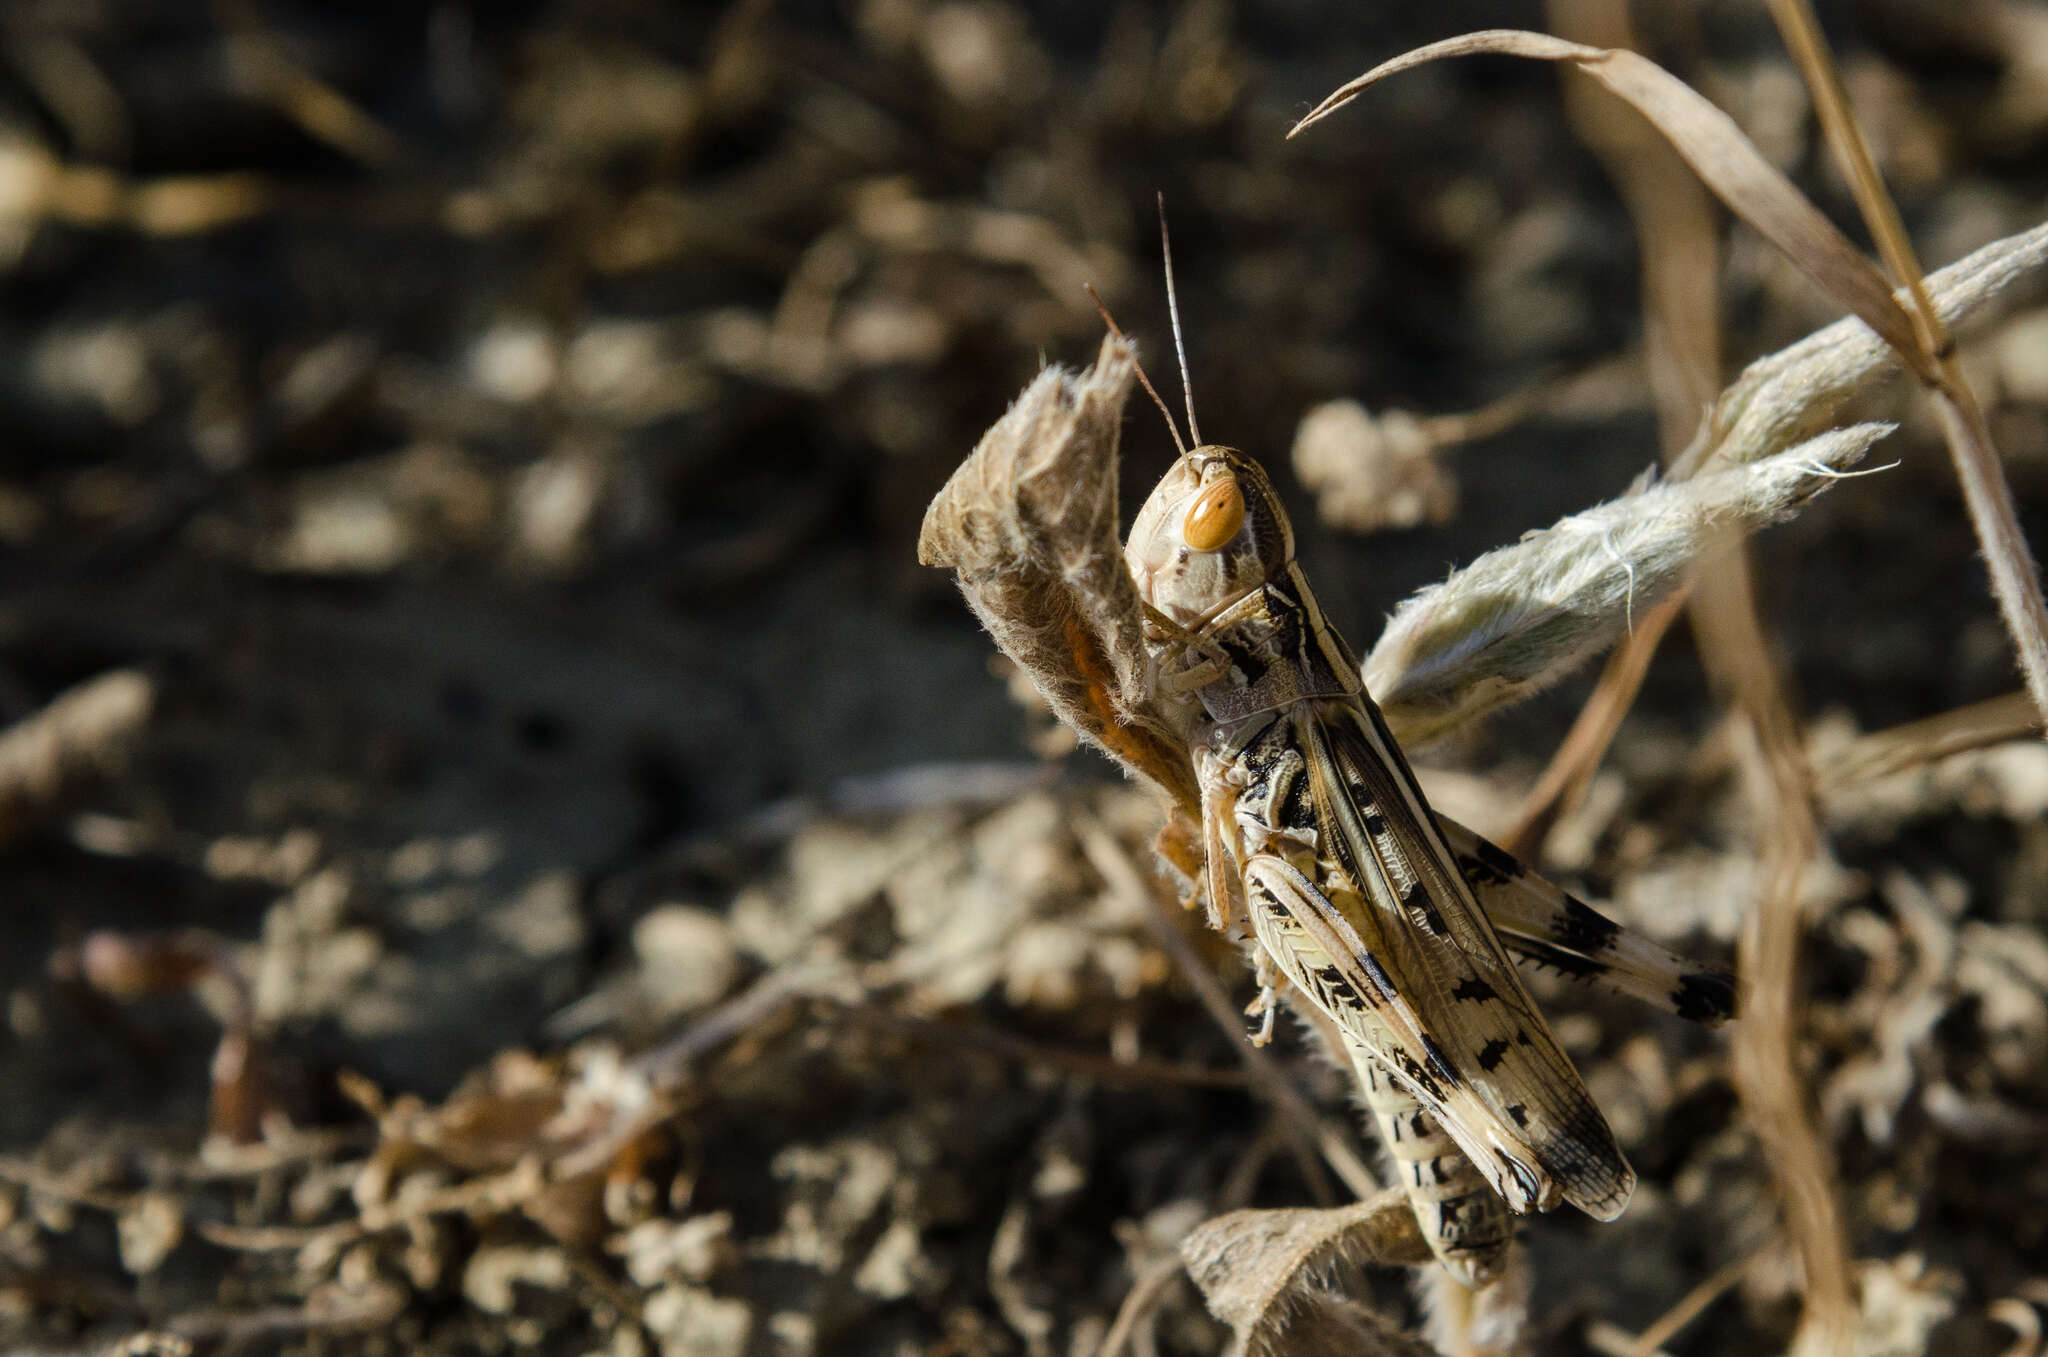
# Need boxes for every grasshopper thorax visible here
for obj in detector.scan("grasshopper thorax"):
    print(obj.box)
[1125,446,1296,629]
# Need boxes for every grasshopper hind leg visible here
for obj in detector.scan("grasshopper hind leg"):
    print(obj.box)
[1353,1050,1514,1287]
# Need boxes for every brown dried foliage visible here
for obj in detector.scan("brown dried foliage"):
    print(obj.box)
[917,334,1199,822]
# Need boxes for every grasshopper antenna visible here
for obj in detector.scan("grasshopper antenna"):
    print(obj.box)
[1157,193,1202,447]
[1086,284,1188,458]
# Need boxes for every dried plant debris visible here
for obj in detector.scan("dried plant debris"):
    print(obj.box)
[1178,1192,1435,1354]
[918,334,1198,812]
[1290,399,1457,534]
[0,669,153,844]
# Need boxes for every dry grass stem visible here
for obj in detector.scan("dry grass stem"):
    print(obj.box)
[1767,0,2048,725]
[1363,424,1893,746]
[1504,0,1723,859]
[1813,690,2042,792]
[1693,222,2048,476]
[1689,548,1857,1355]
[1624,1250,1759,1357]
[1500,591,1687,861]
[1290,30,1925,374]
[1547,0,1723,445]
[1094,1254,1187,1357]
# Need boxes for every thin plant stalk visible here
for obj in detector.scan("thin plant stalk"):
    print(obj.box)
[1766,0,2048,723]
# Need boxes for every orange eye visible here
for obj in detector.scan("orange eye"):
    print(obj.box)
[1182,477,1246,551]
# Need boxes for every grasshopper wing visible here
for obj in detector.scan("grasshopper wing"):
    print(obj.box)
[1243,701,1635,1221]
[1437,817,1736,1026]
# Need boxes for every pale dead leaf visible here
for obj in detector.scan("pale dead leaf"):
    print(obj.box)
[1179,1191,1433,1350]
[918,334,1197,811]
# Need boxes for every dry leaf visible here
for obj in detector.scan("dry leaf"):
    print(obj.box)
[1243,1297,1446,1357]
[1179,1191,1433,1348]
[917,334,1197,812]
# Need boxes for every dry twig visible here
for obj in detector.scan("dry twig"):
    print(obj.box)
[1766,0,2048,725]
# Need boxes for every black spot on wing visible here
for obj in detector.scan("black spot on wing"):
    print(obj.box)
[1456,853,1508,888]
[1477,1038,1509,1072]
[1451,977,1498,1003]
[1510,938,1606,980]
[1674,969,1737,1024]
[1555,896,1624,956]
[1361,809,1388,838]
[1279,766,1317,835]
[1397,1054,1444,1102]
[1216,635,1264,679]
[1459,835,1524,887]
[1314,963,1370,1011]
[1401,880,1449,936]
[1506,1103,1529,1129]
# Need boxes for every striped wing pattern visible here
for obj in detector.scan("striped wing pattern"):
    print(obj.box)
[1438,817,1736,1026]
[1260,698,1636,1223]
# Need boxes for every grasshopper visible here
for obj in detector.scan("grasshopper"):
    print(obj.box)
[1125,432,1732,1284]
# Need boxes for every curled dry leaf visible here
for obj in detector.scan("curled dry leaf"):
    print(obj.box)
[917,334,1197,815]
[1244,1299,1447,1357]
[1179,1190,1434,1351]
[1365,423,1895,745]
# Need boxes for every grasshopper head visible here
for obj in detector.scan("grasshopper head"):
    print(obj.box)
[1126,446,1295,627]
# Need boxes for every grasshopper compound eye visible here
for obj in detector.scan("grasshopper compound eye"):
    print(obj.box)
[1183,476,1245,551]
